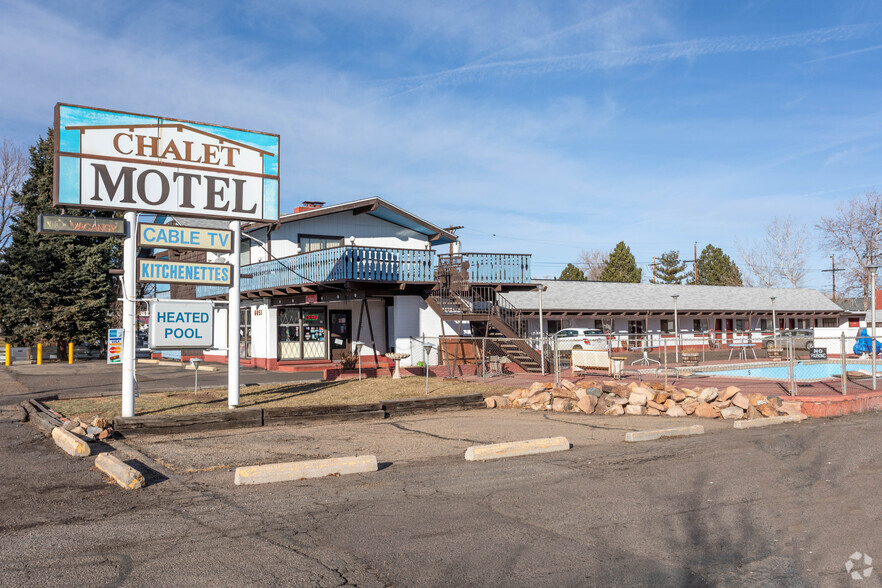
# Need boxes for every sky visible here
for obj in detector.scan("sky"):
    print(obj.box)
[2,0,882,293]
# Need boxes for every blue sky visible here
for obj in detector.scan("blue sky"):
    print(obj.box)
[2,1,882,292]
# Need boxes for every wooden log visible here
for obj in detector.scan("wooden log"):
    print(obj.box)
[383,393,485,414]
[114,408,263,435]
[263,404,385,427]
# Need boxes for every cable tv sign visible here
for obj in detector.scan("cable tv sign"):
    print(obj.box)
[54,104,279,222]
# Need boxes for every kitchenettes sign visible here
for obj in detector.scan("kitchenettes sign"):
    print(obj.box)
[54,104,280,222]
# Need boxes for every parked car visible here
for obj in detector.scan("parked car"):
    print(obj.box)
[762,329,814,350]
[553,328,608,351]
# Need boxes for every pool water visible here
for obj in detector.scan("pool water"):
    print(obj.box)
[696,362,874,381]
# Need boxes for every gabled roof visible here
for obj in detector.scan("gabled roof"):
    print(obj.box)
[504,281,844,313]
[275,197,457,245]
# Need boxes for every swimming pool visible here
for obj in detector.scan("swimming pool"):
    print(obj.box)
[694,362,875,381]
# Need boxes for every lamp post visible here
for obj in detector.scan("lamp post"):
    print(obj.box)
[867,265,879,391]
[672,295,680,363]
[353,341,364,380]
[422,342,435,395]
[770,296,777,349]
[537,284,547,375]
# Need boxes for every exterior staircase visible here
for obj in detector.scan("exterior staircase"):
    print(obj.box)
[427,261,548,373]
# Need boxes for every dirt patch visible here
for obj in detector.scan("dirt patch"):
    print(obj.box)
[45,377,515,420]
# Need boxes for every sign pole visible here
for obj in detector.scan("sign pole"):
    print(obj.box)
[122,211,137,418]
[228,221,241,408]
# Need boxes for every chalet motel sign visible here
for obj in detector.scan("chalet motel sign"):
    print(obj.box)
[53,103,280,286]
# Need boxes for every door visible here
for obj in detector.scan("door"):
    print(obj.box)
[725,319,734,344]
[278,307,301,360]
[627,320,645,348]
[329,310,352,360]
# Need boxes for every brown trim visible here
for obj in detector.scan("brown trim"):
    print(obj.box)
[55,102,280,139]
[63,123,275,156]
[276,197,457,243]
[57,151,278,180]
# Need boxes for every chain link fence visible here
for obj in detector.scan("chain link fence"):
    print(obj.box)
[403,331,880,396]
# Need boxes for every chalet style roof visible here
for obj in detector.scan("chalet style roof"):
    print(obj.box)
[275,197,457,245]
[504,281,844,314]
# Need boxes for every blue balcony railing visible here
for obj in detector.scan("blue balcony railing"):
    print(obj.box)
[437,253,531,285]
[197,245,435,298]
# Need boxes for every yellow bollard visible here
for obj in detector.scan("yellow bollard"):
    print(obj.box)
[4,344,9,366]
[69,342,74,364]
[37,343,42,365]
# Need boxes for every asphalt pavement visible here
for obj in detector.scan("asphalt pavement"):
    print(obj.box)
[1,363,881,586]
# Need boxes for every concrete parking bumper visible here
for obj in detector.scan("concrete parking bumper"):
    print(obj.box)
[234,455,379,486]
[95,453,146,489]
[624,425,705,443]
[733,415,805,429]
[51,426,90,457]
[464,437,570,461]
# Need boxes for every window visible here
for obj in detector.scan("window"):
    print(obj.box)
[759,318,771,332]
[240,308,252,359]
[660,319,673,334]
[299,234,343,253]
[822,318,837,328]
[595,319,612,333]
[547,319,562,333]
[796,318,811,329]
[734,319,745,332]
[693,319,706,333]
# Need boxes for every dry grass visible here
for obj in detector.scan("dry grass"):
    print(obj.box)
[45,377,516,421]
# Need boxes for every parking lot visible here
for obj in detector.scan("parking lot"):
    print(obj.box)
[2,363,881,586]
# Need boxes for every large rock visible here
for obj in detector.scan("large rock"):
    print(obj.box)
[694,403,720,418]
[553,387,579,401]
[632,385,656,398]
[485,397,498,409]
[670,390,687,403]
[559,379,577,391]
[490,395,511,408]
[666,405,687,417]
[577,395,598,414]
[711,400,731,409]
[720,406,745,420]
[610,386,631,399]
[646,399,667,412]
[684,388,699,398]
[779,401,805,418]
[718,386,740,402]
[757,403,780,418]
[529,381,547,394]
[730,392,750,410]
[749,393,767,407]
[624,405,646,416]
[604,404,625,416]
[766,395,783,408]
[91,417,108,429]
[527,391,552,405]
[664,399,678,410]
[698,387,719,403]
[62,420,78,431]
[628,392,648,406]
[98,427,114,440]
[508,388,529,402]
[71,426,87,435]
[516,397,530,407]
[611,396,629,406]
[746,405,762,419]
[681,400,699,415]
[653,391,670,404]
[552,398,573,412]
[582,387,603,398]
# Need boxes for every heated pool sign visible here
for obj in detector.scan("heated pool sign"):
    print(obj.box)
[149,300,214,350]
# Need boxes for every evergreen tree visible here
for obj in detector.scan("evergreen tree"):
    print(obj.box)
[652,250,687,284]
[600,241,642,283]
[691,243,743,286]
[0,131,119,357]
[558,263,586,281]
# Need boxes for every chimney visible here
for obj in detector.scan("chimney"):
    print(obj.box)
[292,201,325,213]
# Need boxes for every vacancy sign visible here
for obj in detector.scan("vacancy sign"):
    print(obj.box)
[149,300,214,349]
[54,104,279,222]
[138,223,233,252]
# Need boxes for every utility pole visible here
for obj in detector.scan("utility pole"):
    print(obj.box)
[652,256,657,283]
[822,255,843,301]
[693,241,698,284]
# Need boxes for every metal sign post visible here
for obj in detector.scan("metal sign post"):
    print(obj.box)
[122,212,137,418]
[228,221,241,408]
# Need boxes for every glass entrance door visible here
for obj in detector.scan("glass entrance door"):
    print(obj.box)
[278,307,301,360]
[329,310,351,360]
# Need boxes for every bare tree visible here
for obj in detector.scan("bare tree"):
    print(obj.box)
[0,139,28,250]
[738,216,808,288]
[817,191,882,305]
[577,249,608,281]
